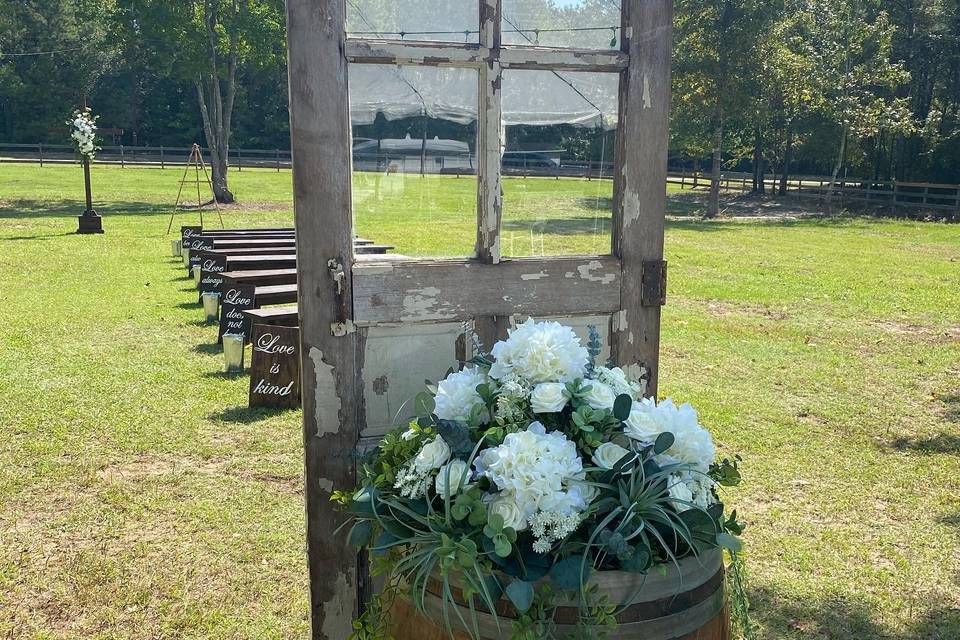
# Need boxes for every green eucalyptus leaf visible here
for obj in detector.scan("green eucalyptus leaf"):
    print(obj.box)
[613,394,633,421]
[505,580,535,613]
[716,532,743,552]
[550,555,589,591]
[654,431,675,455]
[414,391,436,417]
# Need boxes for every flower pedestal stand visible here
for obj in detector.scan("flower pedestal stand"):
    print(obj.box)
[76,157,103,235]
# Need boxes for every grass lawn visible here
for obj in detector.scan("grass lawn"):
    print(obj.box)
[1,164,958,639]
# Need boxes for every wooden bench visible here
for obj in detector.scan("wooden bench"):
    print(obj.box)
[243,305,299,327]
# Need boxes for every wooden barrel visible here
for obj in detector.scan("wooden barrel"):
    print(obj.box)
[389,548,729,639]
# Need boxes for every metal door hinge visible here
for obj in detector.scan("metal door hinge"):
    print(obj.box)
[641,259,667,307]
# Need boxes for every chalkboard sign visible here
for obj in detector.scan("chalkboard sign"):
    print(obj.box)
[249,324,301,409]
[198,254,228,300]
[181,226,202,244]
[186,236,216,273]
[218,283,257,343]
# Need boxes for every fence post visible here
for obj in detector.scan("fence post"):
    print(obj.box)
[120,144,125,168]
[160,145,165,169]
[276,148,281,172]
[39,143,44,168]
[891,182,898,216]
[237,147,242,172]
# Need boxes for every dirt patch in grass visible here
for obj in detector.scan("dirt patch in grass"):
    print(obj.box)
[870,320,960,343]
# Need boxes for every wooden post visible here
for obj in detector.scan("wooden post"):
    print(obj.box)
[610,0,672,397]
[285,1,362,638]
[276,148,281,172]
[39,143,44,167]
[77,155,104,234]
[476,0,502,266]
[161,145,165,169]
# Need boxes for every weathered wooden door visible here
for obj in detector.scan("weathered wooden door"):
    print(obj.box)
[284,0,673,637]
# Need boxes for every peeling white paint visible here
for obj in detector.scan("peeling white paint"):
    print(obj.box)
[520,270,549,281]
[564,271,575,279]
[612,309,628,331]
[331,319,356,337]
[576,260,617,285]
[317,478,334,492]
[321,571,355,639]
[621,169,642,227]
[642,74,652,109]
[401,286,456,322]
[309,347,342,437]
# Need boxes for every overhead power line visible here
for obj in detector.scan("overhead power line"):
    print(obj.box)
[0,46,83,58]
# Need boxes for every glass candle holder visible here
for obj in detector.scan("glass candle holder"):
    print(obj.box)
[171,239,182,257]
[202,292,220,323]
[223,333,245,373]
[193,266,202,287]
[182,248,191,268]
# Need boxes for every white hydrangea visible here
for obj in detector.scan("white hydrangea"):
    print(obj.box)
[595,366,643,399]
[624,397,716,473]
[434,367,489,423]
[489,318,589,385]
[474,422,586,529]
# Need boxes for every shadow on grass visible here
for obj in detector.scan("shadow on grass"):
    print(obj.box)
[939,393,960,423]
[2,231,77,241]
[889,433,960,454]
[210,405,294,424]
[750,585,960,639]
[176,301,201,310]
[192,343,222,355]
[0,198,168,219]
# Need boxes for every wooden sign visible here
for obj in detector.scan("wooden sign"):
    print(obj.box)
[218,283,257,343]
[181,225,202,246]
[186,236,215,274]
[198,254,228,299]
[249,324,301,409]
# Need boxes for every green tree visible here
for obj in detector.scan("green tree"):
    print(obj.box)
[110,0,284,202]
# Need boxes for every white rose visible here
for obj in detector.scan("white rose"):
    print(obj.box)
[435,459,471,497]
[624,403,662,443]
[591,442,631,470]
[667,475,694,511]
[530,382,568,413]
[414,436,450,471]
[489,496,527,531]
[581,380,616,410]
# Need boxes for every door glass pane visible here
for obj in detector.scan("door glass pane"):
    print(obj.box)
[502,0,622,50]
[347,0,480,44]
[501,69,618,257]
[350,64,479,258]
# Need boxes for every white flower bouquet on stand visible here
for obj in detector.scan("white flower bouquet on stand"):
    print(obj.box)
[335,319,745,639]
[68,108,100,160]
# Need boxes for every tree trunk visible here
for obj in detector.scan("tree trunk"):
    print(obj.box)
[707,99,723,219]
[825,124,848,211]
[779,127,793,196]
[194,0,239,204]
[752,124,764,194]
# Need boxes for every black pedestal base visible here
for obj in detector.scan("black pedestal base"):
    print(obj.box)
[77,211,104,234]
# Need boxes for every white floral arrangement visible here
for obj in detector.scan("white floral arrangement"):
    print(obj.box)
[68,108,99,160]
[335,319,744,638]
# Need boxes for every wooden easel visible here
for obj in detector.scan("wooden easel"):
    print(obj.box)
[166,143,224,234]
